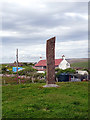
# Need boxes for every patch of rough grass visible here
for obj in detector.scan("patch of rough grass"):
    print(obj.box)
[2,82,88,118]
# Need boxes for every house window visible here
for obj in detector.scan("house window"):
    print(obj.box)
[43,66,46,69]
[66,63,69,66]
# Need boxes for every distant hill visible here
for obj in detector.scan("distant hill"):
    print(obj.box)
[67,58,88,69]
[67,58,88,64]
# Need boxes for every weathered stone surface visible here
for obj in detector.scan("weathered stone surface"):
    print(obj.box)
[46,37,55,84]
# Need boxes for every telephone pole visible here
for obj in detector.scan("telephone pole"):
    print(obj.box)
[16,49,18,84]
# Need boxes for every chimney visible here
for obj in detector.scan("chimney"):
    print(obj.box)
[40,57,42,61]
[62,55,65,60]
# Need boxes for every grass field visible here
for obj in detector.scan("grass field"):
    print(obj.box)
[71,61,88,68]
[2,82,88,119]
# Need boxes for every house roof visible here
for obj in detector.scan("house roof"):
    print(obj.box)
[35,59,63,67]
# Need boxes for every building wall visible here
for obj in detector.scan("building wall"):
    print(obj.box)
[59,59,70,70]
[37,71,45,73]
[35,58,70,71]
[35,66,44,69]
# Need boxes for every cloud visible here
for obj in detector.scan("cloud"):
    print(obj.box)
[1,39,88,63]
[65,12,88,20]
[1,1,88,63]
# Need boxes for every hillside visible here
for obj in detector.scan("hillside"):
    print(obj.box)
[67,58,88,64]
[67,58,88,69]
[71,61,88,68]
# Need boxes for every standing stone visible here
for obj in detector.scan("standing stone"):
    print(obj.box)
[46,37,55,84]
[43,37,59,87]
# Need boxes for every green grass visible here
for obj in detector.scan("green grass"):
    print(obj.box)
[2,82,88,118]
[71,61,88,68]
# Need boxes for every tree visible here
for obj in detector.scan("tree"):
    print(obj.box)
[2,66,7,74]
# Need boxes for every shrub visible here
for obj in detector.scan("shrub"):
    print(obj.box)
[56,68,76,77]
[18,67,37,76]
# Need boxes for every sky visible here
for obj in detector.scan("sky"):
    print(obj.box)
[0,0,88,63]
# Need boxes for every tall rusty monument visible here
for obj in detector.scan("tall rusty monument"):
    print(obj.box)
[43,37,58,87]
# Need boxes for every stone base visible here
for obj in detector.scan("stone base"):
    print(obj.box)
[43,84,59,88]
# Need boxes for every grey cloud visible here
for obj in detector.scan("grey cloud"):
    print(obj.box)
[1,1,88,63]
[60,30,88,42]
[2,2,87,30]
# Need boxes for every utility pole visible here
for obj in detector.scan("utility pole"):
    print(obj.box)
[16,49,18,84]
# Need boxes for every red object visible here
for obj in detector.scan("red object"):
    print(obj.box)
[35,59,63,67]
[69,76,71,81]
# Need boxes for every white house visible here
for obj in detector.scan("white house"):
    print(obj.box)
[59,55,70,70]
[34,55,70,73]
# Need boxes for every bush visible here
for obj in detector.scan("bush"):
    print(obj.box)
[56,68,76,77]
[7,71,13,74]
[34,73,45,78]
[18,67,37,76]
[55,68,61,72]
[34,79,39,83]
